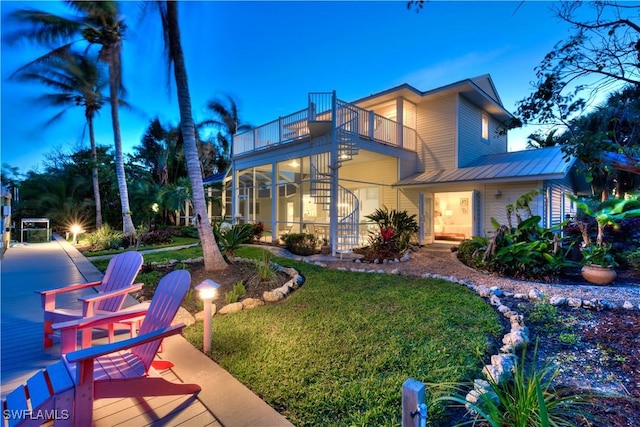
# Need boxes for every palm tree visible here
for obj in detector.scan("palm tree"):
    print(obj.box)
[199,95,252,174]
[159,1,227,271]
[6,1,136,235]
[12,49,106,228]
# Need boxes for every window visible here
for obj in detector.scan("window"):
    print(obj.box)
[481,113,489,141]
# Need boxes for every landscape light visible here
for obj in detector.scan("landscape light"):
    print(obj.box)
[195,279,221,353]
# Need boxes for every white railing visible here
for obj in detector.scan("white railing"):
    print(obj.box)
[233,94,417,155]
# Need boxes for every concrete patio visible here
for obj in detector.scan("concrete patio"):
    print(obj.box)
[1,236,293,426]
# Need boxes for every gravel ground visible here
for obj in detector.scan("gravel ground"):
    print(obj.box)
[309,248,640,308]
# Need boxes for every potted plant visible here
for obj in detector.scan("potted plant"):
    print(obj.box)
[320,238,331,255]
[580,243,617,285]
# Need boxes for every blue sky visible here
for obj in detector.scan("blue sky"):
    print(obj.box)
[2,1,584,175]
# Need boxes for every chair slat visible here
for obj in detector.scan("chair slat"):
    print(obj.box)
[25,371,52,411]
[97,252,143,312]
[46,361,74,394]
[5,385,28,427]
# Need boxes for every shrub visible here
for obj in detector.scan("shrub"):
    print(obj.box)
[213,222,254,259]
[225,281,246,304]
[251,221,265,241]
[627,250,640,270]
[254,251,277,282]
[457,238,486,268]
[122,230,174,248]
[365,206,419,256]
[281,233,317,256]
[86,224,124,251]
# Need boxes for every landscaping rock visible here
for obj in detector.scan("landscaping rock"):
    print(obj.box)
[173,306,196,326]
[195,304,217,322]
[219,302,243,315]
[567,297,583,308]
[528,288,544,300]
[549,296,567,306]
[623,301,635,310]
[263,290,285,302]
[242,298,265,310]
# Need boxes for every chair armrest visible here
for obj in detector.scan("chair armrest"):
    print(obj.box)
[36,281,102,296]
[79,283,144,317]
[65,324,185,363]
[52,305,151,332]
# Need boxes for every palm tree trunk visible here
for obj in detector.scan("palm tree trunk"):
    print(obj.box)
[107,53,135,235]
[166,1,227,271]
[87,114,103,228]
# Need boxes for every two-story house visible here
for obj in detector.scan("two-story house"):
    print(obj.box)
[222,74,584,255]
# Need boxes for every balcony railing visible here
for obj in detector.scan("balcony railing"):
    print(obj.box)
[233,96,417,155]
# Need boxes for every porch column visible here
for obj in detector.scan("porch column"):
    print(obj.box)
[231,161,238,224]
[396,97,404,148]
[271,162,277,243]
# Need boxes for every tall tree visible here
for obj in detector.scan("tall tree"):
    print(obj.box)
[12,49,106,228]
[159,1,227,271]
[516,1,640,182]
[6,1,136,234]
[199,95,251,175]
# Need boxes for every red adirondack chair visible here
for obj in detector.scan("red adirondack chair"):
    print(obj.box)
[37,251,144,349]
[2,270,200,427]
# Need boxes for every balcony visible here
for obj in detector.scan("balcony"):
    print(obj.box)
[233,94,417,156]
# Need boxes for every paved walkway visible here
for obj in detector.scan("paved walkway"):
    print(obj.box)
[1,236,293,426]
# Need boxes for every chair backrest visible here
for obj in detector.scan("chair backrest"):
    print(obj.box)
[97,251,144,312]
[133,269,191,370]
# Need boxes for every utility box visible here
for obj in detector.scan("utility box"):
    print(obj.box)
[21,218,51,243]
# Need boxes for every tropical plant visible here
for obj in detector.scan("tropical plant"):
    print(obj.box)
[10,49,107,229]
[225,281,246,304]
[440,344,595,426]
[571,194,640,266]
[213,222,254,260]
[198,94,252,174]
[365,206,419,254]
[254,251,277,282]
[157,1,228,271]
[6,1,136,235]
[85,224,123,251]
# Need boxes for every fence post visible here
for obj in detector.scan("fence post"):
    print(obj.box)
[402,378,427,427]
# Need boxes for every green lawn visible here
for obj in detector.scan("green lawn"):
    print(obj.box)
[83,236,199,257]
[183,247,502,426]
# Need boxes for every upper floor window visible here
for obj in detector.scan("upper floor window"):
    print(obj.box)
[481,113,489,141]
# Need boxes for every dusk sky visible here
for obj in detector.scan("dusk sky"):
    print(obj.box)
[1,1,591,175]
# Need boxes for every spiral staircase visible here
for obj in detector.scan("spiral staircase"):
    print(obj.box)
[308,93,360,254]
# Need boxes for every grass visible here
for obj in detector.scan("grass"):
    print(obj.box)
[88,245,503,425]
[83,236,199,257]
[183,247,502,426]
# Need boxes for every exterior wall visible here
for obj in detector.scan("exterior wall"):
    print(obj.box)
[546,176,577,228]
[471,75,500,104]
[339,157,398,213]
[482,182,544,233]
[458,96,507,167]
[415,95,457,171]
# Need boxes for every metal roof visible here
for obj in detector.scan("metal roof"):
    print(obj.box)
[395,146,575,186]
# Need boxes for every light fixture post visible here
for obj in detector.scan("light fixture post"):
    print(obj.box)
[196,279,220,353]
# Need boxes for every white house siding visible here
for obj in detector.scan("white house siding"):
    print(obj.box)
[546,176,576,228]
[340,157,398,211]
[471,75,501,104]
[416,96,456,171]
[482,183,544,233]
[457,96,507,167]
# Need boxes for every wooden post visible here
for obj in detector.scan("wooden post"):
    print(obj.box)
[402,378,427,427]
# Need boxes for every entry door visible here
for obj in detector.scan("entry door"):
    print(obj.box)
[419,192,433,244]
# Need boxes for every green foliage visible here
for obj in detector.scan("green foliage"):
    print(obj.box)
[457,238,487,268]
[185,256,501,426]
[627,250,640,270]
[581,243,617,268]
[281,233,317,256]
[213,221,254,259]
[254,251,277,282]
[365,206,419,255]
[225,281,246,304]
[85,224,124,251]
[440,344,595,427]
[479,208,574,280]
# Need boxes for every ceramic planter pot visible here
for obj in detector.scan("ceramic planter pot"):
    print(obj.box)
[581,265,617,285]
[320,245,331,255]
